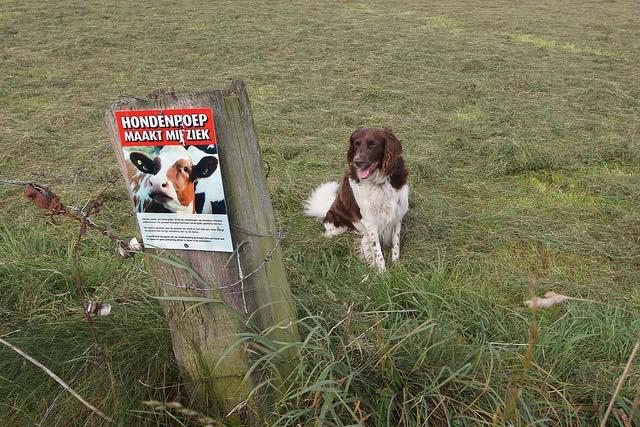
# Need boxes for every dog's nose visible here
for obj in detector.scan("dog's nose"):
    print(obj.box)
[353,159,364,168]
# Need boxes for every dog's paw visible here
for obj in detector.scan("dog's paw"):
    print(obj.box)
[373,258,386,272]
[323,222,348,237]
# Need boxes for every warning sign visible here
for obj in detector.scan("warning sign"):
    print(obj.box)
[116,107,233,252]
[115,108,216,146]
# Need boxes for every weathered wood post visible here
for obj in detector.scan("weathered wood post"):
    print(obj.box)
[105,80,298,421]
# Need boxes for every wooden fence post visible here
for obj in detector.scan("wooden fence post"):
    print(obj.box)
[105,80,299,421]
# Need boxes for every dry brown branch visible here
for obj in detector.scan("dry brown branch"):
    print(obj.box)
[0,337,113,423]
[24,182,124,242]
[503,277,539,422]
[23,181,118,368]
[601,336,640,427]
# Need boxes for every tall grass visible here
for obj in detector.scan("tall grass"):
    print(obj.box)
[1,0,639,424]
[0,222,182,426]
[4,220,638,425]
[230,256,640,426]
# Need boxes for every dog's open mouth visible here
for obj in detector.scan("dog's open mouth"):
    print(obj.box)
[356,161,378,180]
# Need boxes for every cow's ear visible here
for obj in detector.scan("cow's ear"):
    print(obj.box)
[129,152,156,174]
[191,156,218,180]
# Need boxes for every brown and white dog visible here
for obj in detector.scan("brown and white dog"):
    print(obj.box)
[305,128,409,271]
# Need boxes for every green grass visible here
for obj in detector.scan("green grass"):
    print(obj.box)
[1,0,639,425]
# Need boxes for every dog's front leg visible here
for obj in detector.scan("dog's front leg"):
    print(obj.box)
[391,222,402,263]
[358,235,374,266]
[355,222,385,271]
[365,227,386,271]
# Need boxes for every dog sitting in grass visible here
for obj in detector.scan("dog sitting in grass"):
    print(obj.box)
[305,127,409,271]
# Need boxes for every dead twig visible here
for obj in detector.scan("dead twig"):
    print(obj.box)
[23,181,117,369]
[601,336,640,427]
[0,337,113,423]
[503,277,539,422]
[23,183,124,242]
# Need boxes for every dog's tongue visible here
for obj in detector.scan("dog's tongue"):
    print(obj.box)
[357,162,377,180]
[357,168,371,180]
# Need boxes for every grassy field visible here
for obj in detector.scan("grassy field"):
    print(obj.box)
[1,0,639,425]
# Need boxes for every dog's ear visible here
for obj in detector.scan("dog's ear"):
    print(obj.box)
[382,128,402,176]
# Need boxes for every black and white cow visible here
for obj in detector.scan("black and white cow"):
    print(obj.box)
[126,145,225,214]
[187,145,227,214]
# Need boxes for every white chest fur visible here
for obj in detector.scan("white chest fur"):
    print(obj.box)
[349,172,409,245]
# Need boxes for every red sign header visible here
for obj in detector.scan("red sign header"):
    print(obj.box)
[115,108,216,147]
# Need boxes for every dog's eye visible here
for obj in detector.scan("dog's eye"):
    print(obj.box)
[367,140,375,147]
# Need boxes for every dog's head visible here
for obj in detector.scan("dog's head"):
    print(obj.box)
[347,127,402,181]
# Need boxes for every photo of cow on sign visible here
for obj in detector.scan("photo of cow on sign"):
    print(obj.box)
[124,145,227,215]
[115,107,233,252]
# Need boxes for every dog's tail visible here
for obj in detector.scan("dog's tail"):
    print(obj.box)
[304,182,339,218]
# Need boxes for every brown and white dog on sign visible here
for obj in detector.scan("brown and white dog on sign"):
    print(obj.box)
[305,128,409,271]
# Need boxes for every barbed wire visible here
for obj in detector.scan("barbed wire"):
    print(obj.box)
[70,143,115,202]
[132,235,283,302]
[4,141,287,317]
[229,223,286,239]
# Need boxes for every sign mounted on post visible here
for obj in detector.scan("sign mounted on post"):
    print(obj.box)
[106,83,300,417]
[115,108,233,252]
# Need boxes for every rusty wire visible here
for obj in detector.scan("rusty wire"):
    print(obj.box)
[5,152,286,318]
